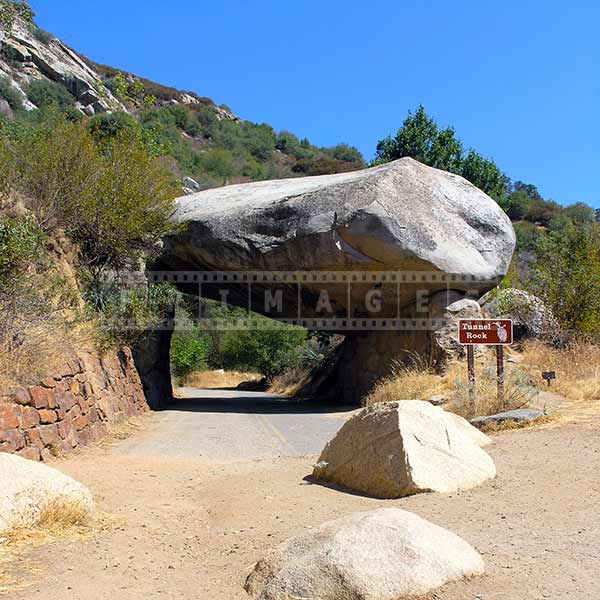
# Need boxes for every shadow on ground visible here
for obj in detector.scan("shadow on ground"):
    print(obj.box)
[172,388,356,416]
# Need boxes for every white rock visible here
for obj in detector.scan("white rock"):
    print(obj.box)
[313,400,495,498]
[0,453,94,532]
[480,287,560,340]
[245,507,485,600]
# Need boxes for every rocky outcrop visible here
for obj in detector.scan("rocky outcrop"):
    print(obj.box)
[312,400,495,498]
[156,158,515,403]
[0,453,94,532]
[0,19,124,114]
[0,348,148,461]
[245,507,485,600]
[480,288,559,340]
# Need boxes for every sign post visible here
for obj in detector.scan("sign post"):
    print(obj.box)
[542,371,556,386]
[496,345,504,401]
[458,319,513,405]
[467,345,475,403]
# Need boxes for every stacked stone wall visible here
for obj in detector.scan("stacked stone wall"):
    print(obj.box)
[0,348,148,461]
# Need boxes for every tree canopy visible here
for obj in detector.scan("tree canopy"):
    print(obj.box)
[373,105,506,198]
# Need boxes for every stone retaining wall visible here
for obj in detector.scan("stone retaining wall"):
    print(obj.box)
[0,347,148,461]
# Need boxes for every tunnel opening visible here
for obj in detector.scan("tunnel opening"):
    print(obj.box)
[132,265,489,411]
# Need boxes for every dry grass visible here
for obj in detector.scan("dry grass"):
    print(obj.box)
[180,370,261,389]
[444,364,538,420]
[364,354,442,406]
[519,339,600,406]
[366,353,539,421]
[475,413,556,434]
[268,367,311,396]
[0,497,106,595]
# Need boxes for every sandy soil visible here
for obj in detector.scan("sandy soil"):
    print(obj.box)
[2,410,599,599]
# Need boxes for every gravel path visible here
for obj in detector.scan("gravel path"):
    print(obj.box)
[3,390,599,600]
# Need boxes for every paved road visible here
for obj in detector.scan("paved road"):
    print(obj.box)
[115,388,355,460]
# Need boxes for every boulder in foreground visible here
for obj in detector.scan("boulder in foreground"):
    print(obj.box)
[0,453,94,532]
[245,507,485,600]
[313,400,495,498]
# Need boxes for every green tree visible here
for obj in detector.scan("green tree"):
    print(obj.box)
[170,327,211,378]
[502,191,531,220]
[525,198,561,227]
[374,105,463,173]
[460,149,506,199]
[221,318,307,380]
[512,180,542,202]
[374,105,506,197]
[563,202,595,224]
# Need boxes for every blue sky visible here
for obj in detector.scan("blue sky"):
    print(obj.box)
[31,0,599,207]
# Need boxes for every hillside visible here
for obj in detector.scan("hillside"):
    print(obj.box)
[0,17,364,191]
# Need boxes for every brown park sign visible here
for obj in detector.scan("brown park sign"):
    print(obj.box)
[458,319,513,345]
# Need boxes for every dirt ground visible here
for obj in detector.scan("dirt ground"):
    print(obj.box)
[1,401,599,599]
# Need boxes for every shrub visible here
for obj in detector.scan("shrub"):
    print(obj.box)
[0,0,33,32]
[88,282,177,349]
[170,327,211,378]
[525,198,561,226]
[275,131,301,156]
[220,318,307,380]
[0,76,23,112]
[9,114,180,279]
[563,202,595,224]
[28,22,53,44]
[26,80,75,109]
[217,121,276,162]
[88,111,139,141]
[200,149,234,179]
[366,356,537,421]
[0,213,44,281]
[513,221,543,252]
[446,366,537,420]
[502,191,531,221]
[531,222,600,335]
[0,135,15,199]
[327,143,364,165]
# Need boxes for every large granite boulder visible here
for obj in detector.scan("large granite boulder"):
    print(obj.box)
[154,158,515,404]
[480,287,559,340]
[163,157,514,294]
[0,453,94,532]
[245,507,485,600]
[312,400,495,498]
